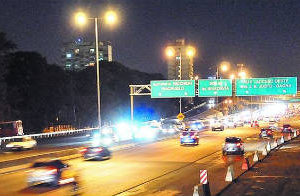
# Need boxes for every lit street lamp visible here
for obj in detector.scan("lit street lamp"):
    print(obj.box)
[165,46,195,113]
[75,10,118,128]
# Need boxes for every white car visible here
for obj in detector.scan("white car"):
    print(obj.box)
[6,137,37,150]
[211,121,225,131]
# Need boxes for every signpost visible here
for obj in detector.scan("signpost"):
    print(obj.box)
[198,79,232,97]
[236,77,297,96]
[151,80,195,98]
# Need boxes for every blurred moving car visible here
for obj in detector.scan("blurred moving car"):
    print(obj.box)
[80,146,111,160]
[282,124,293,133]
[259,128,273,138]
[224,120,237,128]
[27,160,76,187]
[6,136,37,150]
[222,137,244,155]
[180,129,199,145]
[251,120,259,127]
[235,121,244,127]
[211,120,225,131]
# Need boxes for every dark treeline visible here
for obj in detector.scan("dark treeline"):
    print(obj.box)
[0,32,178,133]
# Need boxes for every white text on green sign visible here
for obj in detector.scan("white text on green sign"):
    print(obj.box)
[236,77,297,96]
[151,80,195,98]
[198,79,232,97]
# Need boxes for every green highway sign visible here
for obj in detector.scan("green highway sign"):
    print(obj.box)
[151,80,195,98]
[236,77,297,96]
[198,79,232,97]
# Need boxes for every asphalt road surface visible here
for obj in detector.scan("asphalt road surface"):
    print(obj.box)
[0,124,283,196]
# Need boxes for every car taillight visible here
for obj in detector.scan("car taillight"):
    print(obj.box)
[79,147,87,153]
[94,147,103,152]
[236,143,241,147]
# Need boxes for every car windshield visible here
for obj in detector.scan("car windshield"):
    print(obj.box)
[181,131,196,136]
[225,138,241,143]
[283,125,291,128]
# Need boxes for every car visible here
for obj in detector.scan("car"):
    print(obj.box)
[224,120,237,128]
[189,121,205,131]
[5,136,37,150]
[282,124,293,133]
[80,146,111,160]
[259,128,273,138]
[211,120,225,131]
[27,159,76,187]
[251,120,259,127]
[180,129,199,145]
[222,137,244,155]
[235,121,244,127]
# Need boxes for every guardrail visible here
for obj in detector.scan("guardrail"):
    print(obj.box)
[0,127,98,145]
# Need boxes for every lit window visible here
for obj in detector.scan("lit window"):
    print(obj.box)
[66,53,72,58]
[89,62,95,66]
[90,48,95,53]
[74,49,79,54]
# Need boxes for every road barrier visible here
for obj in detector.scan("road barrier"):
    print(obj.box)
[280,136,285,144]
[253,151,259,162]
[225,165,235,182]
[272,140,278,148]
[0,127,98,147]
[266,142,271,152]
[262,146,268,156]
[242,157,250,170]
[192,186,199,196]
[200,169,211,196]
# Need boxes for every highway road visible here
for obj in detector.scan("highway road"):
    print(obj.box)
[0,123,287,196]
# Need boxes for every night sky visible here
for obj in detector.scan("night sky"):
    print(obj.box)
[0,0,299,78]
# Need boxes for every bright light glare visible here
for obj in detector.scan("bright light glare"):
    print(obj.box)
[186,47,195,57]
[105,11,117,25]
[165,47,175,57]
[75,12,87,25]
[220,61,230,72]
[230,74,235,79]
[116,122,133,141]
[238,71,247,79]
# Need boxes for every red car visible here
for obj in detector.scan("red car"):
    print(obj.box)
[282,124,292,133]
[259,128,273,138]
[251,121,259,127]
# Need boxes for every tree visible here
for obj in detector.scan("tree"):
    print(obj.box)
[5,52,68,132]
[0,32,16,121]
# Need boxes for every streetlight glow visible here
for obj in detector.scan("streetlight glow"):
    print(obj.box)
[230,74,235,79]
[239,71,247,79]
[165,47,175,57]
[105,10,117,25]
[186,46,195,57]
[220,61,230,72]
[75,12,87,25]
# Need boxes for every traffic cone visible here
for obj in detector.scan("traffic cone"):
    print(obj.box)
[225,165,235,182]
[262,146,268,156]
[242,157,250,170]
[266,142,271,152]
[280,136,285,144]
[193,185,199,196]
[272,139,278,148]
[288,134,292,141]
[253,151,259,162]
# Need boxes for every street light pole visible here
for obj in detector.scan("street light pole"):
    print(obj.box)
[94,17,101,128]
[179,51,182,114]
